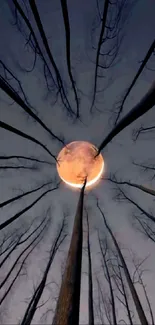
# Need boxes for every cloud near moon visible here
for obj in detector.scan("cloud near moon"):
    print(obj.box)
[56,141,104,188]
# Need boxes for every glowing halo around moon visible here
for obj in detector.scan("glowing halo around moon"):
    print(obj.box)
[56,141,104,189]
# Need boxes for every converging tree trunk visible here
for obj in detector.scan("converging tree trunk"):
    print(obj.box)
[52,179,86,325]
[20,215,67,325]
[97,81,155,154]
[97,201,149,325]
[86,210,94,325]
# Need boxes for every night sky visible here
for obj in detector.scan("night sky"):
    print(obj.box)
[0,0,155,324]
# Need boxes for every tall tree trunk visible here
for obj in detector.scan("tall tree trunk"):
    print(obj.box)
[97,81,155,154]
[97,202,148,325]
[86,210,94,325]
[98,236,117,325]
[52,180,86,325]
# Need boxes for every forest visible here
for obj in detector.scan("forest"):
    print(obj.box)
[0,0,155,324]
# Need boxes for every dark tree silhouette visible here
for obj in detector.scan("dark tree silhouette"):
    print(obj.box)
[97,81,155,154]
[0,214,50,305]
[90,0,132,112]
[20,214,67,325]
[113,39,155,124]
[0,183,59,231]
[0,120,57,160]
[11,0,72,115]
[60,0,79,118]
[28,0,75,117]
[86,209,94,325]
[0,60,64,145]
[98,233,117,325]
[104,173,155,197]
[97,200,149,325]
[0,155,54,167]
[53,179,86,325]
[0,179,53,208]
[114,185,155,224]
[110,251,134,325]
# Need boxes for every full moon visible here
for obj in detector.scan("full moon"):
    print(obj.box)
[56,141,104,189]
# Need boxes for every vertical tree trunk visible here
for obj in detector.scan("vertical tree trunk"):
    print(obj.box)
[98,236,117,325]
[52,180,86,325]
[97,203,149,325]
[86,211,94,325]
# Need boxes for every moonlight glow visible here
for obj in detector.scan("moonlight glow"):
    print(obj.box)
[57,141,104,189]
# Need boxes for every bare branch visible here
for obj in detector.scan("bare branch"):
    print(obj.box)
[113,39,155,124]
[0,184,59,231]
[97,81,155,154]
[0,179,53,208]
[0,62,64,144]
[96,200,149,325]
[0,120,57,161]
[28,0,75,117]
[60,0,79,118]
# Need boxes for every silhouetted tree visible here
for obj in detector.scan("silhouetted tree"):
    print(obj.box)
[60,0,79,118]
[97,82,155,154]
[0,120,57,160]
[97,200,149,325]
[132,255,154,325]
[0,155,54,167]
[11,0,74,116]
[113,39,155,124]
[0,213,51,306]
[0,60,64,145]
[20,213,67,325]
[98,233,117,325]
[52,179,86,325]
[0,183,59,231]
[86,209,94,325]
[104,173,155,197]
[28,0,75,117]
[90,0,132,112]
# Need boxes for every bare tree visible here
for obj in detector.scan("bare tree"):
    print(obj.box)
[113,39,155,124]
[98,233,117,325]
[132,161,155,180]
[0,215,47,269]
[95,275,112,324]
[96,81,155,154]
[0,60,64,144]
[104,173,155,197]
[11,0,73,116]
[0,183,59,231]
[133,123,155,141]
[132,256,154,325]
[0,179,53,208]
[28,0,75,117]
[133,214,155,243]
[114,185,155,224]
[90,0,132,112]
[0,155,54,167]
[20,214,67,325]
[60,0,79,118]
[110,250,134,325]
[85,209,94,325]
[52,179,86,325]
[0,165,39,171]
[0,120,57,161]
[0,214,50,305]
[97,200,149,325]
